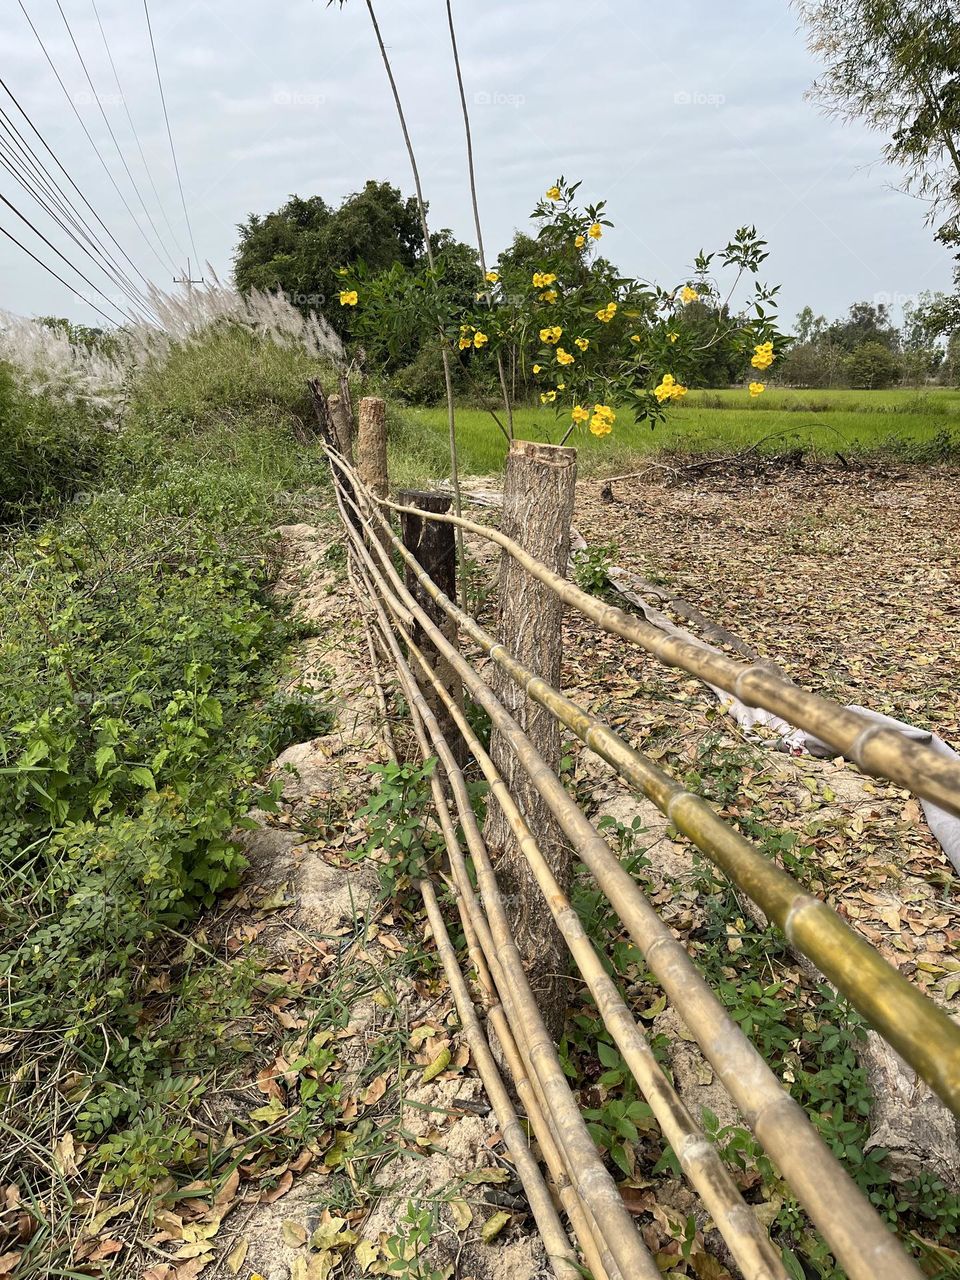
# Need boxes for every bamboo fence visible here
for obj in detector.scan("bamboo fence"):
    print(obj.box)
[319,441,956,1280]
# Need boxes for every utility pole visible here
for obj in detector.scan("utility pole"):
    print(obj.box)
[173,258,204,296]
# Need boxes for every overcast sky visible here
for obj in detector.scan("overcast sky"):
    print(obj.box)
[1,0,954,331]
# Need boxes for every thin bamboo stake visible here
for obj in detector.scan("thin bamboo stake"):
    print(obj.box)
[368,487,960,822]
[329,460,925,1280]
[360,0,468,605]
[368,488,960,1119]
[444,0,514,439]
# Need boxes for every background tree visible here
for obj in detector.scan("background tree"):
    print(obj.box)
[796,0,960,332]
[826,300,900,351]
[849,339,903,387]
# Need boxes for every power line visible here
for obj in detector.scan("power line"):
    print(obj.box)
[16,0,175,277]
[142,0,200,268]
[0,75,156,298]
[54,0,179,274]
[0,130,157,322]
[89,0,186,261]
[0,194,132,324]
[0,223,117,325]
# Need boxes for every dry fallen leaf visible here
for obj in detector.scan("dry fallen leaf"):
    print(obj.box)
[225,1238,248,1275]
[361,1074,388,1106]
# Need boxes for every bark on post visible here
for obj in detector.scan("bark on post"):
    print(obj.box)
[328,393,354,463]
[484,439,578,1038]
[398,490,466,765]
[357,396,388,500]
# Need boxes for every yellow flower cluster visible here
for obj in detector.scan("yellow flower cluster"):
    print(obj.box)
[459,324,487,350]
[540,325,563,344]
[575,234,586,249]
[629,333,641,344]
[680,286,699,304]
[532,363,542,373]
[540,389,557,403]
[751,341,775,371]
[668,331,679,343]
[589,403,616,436]
[485,270,499,284]
[571,404,589,423]
[532,271,557,288]
[595,302,617,323]
[574,337,589,351]
[654,373,688,403]
[339,290,358,307]
[546,185,561,201]
[588,222,603,240]
[749,381,765,397]
[556,347,575,366]
[540,289,558,304]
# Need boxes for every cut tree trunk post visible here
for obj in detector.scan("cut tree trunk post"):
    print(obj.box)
[484,439,578,1039]
[357,396,388,499]
[398,490,466,766]
[328,393,354,463]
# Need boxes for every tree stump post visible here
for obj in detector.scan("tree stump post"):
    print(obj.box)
[483,440,578,1039]
[357,396,388,500]
[398,490,466,765]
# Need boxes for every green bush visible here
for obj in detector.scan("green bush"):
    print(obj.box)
[0,361,106,524]
[0,327,332,1181]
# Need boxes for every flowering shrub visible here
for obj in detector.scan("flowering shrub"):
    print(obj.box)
[338,177,783,444]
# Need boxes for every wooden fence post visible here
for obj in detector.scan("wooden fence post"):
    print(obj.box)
[483,439,578,1038]
[328,393,354,463]
[398,490,466,765]
[357,396,388,500]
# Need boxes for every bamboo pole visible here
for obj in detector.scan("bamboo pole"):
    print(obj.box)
[364,487,960,822]
[351,577,585,1280]
[335,497,658,1278]
[376,589,789,1280]
[328,460,925,1280]
[331,454,960,1119]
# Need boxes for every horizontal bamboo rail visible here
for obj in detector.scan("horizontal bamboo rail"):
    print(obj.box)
[337,453,960,1120]
[331,469,923,1280]
[332,467,960,823]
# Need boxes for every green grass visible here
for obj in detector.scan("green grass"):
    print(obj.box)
[396,386,960,480]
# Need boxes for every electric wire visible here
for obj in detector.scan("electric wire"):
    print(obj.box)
[142,0,200,268]
[0,139,157,322]
[0,189,137,323]
[54,0,180,273]
[89,0,186,261]
[0,220,122,325]
[15,0,174,276]
[0,78,157,297]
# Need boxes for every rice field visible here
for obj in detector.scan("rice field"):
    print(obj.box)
[393,386,960,480]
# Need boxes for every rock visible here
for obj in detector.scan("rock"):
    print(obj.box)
[297,850,380,933]
[863,1031,960,1189]
[272,738,335,804]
